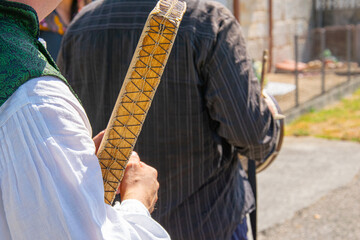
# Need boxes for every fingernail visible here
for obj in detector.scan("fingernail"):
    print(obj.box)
[131,151,138,157]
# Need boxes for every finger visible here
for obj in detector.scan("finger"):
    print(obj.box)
[138,160,151,169]
[149,192,158,213]
[153,192,158,204]
[149,206,155,214]
[130,152,148,168]
[129,151,140,163]
[93,130,105,154]
[93,130,105,141]
[126,152,141,168]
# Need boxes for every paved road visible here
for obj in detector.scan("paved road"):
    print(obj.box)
[254,136,360,239]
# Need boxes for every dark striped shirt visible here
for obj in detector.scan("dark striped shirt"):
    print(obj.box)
[58,1,279,239]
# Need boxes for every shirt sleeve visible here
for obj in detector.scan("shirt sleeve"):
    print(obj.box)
[0,77,170,240]
[202,8,279,162]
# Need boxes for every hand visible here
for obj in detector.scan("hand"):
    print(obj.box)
[262,91,285,120]
[93,130,105,154]
[119,152,159,213]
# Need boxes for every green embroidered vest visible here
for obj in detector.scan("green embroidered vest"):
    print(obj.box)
[0,1,78,107]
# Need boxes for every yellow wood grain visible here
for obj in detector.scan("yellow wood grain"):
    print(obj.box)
[96,0,186,205]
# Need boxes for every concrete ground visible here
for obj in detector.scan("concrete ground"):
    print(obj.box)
[253,136,360,240]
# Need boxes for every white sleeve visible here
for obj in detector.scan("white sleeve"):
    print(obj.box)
[0,77,170,240]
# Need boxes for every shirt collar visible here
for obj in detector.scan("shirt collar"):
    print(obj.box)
[0,0,40,39]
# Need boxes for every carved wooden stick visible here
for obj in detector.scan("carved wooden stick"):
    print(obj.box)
[96,0,186,205]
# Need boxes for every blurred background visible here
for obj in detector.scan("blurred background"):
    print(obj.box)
[212,0,360,118]
[210,0,360,239]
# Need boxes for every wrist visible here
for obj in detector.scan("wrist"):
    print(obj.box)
[121,191,151,210]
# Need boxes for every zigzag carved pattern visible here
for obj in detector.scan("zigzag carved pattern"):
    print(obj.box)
[96,3,185,204]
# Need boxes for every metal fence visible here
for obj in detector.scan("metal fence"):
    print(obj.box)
[315,0,360,10]
[314,0,360,28]
[267,24,360,118]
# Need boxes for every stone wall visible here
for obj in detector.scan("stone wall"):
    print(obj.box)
[222,0,313,69]
[271,0,313,67]
[238,0,269,61]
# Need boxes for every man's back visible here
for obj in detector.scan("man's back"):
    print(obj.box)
[58,0,278,239]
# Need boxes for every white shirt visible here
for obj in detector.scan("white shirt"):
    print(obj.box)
[0,77,170,240]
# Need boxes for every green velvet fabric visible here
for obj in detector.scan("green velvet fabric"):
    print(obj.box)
[0,1,78,107]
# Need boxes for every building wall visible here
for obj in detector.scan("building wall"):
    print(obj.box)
[272,0,313,66]
[217,0,312,69]
[238,0,313,69]
[212,0,358,67]
[238,0,269,61]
